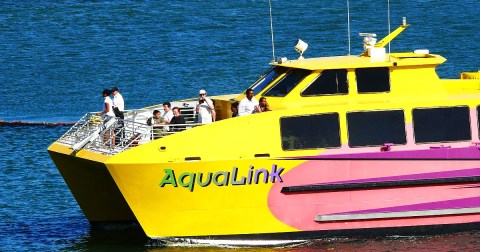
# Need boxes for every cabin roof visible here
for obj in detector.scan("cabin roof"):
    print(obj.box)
[271,53,446,70]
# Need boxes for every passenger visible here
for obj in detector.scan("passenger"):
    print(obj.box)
[162,102,174,131]
[196,89,215,124]
[238,88,261,116]
[97,89,115,145]
[169,107,186,132]
[111,87,125,116]
[97,89,115,120]
[231,101,239,117]
[162,102,173,123]
[111,87,125,145]
[259,97,271,112]
[147,109,166,139]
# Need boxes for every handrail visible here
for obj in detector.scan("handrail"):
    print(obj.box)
[56,108,203,155]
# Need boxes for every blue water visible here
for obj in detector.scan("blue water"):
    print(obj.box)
[0,1,479,251]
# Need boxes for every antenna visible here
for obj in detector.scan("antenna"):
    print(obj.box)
[268,0,275,62]
[347,0,351,55]
[387,0,391,61]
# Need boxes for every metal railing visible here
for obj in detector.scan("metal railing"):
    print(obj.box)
[57,112,104,147]
[56,108,203,155]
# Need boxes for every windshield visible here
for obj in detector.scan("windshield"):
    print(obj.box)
[263,69,311,97]
[249,66,287,95]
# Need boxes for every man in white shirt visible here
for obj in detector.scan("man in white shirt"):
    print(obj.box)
[162,102,174,131]
[238,88,260,116]
[196,89,215,124]
[111,87,126,144]
[111,87,125,112]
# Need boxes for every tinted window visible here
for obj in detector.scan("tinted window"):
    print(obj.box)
[250,66,287,95]
[281,113,341,150]
[356,67,390,93]
[264,69,311,97]
[347,110,406,147]
[302,69,348,96]
[413,106,471,143]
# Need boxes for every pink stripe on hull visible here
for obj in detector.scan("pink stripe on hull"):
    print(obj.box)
[267,157,480,232]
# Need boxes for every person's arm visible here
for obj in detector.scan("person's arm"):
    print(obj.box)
[254,100,261,113]
[211,109,216,122]
[97,102,110,115]
[237,100,246,116]
[206,98,214,110]
[164,112,172,124]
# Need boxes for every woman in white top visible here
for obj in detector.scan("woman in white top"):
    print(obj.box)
[98,89,116,120]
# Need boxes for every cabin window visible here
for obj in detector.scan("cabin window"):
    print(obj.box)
[263,69,311,97]
[355,67,390,93]
[249,66,288,95]
[347,110,406,147]
[413,106,471,143]
[301,69,348,96]
[280,113,341,150]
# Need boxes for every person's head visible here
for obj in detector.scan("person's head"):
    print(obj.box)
[198,89,207,98]
[245,88,254,100]
[172,107,181,117]
[163,102,171,112]
[259,97,267,106]
[153,109,160,119]
[102,89,111,97]
[111,87,119,95]
[231,101,239,113]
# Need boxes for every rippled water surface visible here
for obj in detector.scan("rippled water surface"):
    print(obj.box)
[0,0,479,251]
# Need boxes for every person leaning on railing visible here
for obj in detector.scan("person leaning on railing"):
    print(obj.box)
[146,109,166,139]
[97,89,116,145]
[169,107,186,132]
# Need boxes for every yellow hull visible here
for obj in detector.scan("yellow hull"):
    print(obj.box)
[48,143,136,223]
[105,157,303,238]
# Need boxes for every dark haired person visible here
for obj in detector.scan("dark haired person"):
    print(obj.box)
[97,89,116,145]
[162,102,173,131]
[169,107,186,132]
[259,97,271,112]
[238,88,260,116]
[231,101,239,117]
[147,110,166,139]
[97,89,115,120]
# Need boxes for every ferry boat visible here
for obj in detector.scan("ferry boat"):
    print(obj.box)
[48,19,480,241]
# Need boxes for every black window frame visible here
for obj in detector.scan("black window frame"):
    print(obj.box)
[355,67,391,93]
[412,106,471,144]
[249,66,288,95]
[347,109,407,147]
[301,69,349,96]
[280,113,341,150]
[263,68,311,97]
